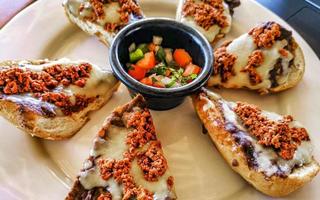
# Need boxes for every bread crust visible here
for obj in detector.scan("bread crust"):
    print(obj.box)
[66,96,146,200]
[208,37,305,94]
[64,5,111,46]
[175,0,229,45]
[192,92,319,197]
[66,95,177,200]
[270,40,305,93]
[0,59,120,140]
[63,1,145,47]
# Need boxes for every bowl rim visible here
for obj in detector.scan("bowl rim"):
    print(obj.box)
[109,17,213,96]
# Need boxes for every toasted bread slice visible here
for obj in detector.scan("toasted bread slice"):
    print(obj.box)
[63,0,144,46]
[208,21,305,94]
[193,88,319,197]
[176,0,240,44]
[0,59,120,140]
[66,95,177,200]
[269,42,305,93]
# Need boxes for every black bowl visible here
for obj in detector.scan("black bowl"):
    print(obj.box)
[109,18,213,110]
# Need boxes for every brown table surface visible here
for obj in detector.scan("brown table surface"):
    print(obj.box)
[0,0,34,28]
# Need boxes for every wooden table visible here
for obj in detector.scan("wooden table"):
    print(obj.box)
[0,0,34,28]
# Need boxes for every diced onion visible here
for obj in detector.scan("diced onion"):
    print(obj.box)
[153,36,163,45]
[128,43,136,52]
[155,45,160,53]
[160,77,172,85]
[164,48,173,63]
[171,82,181,88]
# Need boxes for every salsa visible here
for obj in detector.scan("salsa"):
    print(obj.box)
[127,36,202,88]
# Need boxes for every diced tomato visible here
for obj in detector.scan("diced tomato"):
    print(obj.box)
[165,69,171,77]
[182,63,201,76]
[148,43,156,52]
[128,65,146,80]
[153,81,165,88]
[140,77,153,86]
[136,52,156,69]
[173,49,192,67]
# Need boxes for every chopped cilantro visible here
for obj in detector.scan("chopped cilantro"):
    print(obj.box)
[126,63,133,70]
[190,74,198,79]
[148,63,167,76]
[151,77,158,83]
[165,77,177,88]
[156,47,166,63]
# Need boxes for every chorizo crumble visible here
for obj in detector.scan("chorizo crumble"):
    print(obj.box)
[241,50,264,85]
[167,176,174,190]
[137,141,168,182]
[40,92,95,116]
[44,63,92,87]
[97,192,112,200]
[97,159,115,181]
[182,0,228,30]
[278,48,289,58]
[0,63,91,94]
[249,21,281,49]
[234,102,309,160]
[96,106,171,199]
[89,0,105,20]
[0,63,94,116]
[98,157,153,200]
[213,46,237,82]
[126,108,157,148]
[83,0,143,32]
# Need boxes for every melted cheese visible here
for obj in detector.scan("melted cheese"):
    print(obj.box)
[79,1,93,18]
[3,94,61,118]
[79,124,175,199]
[202,98,215,112]
[64,0,93,17]
[79,166,108,189]
[79,166,123,200]
[278,49,294,85]
[65,64,116,98]
[65,0,121,25]
[90,126,130,160]
[64,0,83,16]
[5,58,117,116]
[80,125,129,198]
[99,2,121,24]
[210,33,294,90]
[221,2,232,33]
[63,0,143,46]
[203,91,314,176]
[4,94,55,109]
[131,159,173,200]
[23,58,116,98]
[18,60,46,72]
[180,1,232,42]
[181,17,221,43]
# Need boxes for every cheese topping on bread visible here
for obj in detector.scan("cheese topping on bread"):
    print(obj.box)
[178,0,240,43]
[64,0,143,33]
[200,90,314,177]
[66,95,176,200]
[208,22,301,93]
[0,58,116,117]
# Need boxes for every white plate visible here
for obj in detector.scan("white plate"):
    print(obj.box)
[0,0,319,199]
